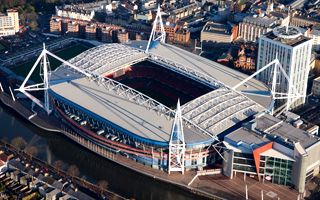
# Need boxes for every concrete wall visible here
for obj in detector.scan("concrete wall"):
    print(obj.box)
[305,142,320,176]
[222,150,234,178]
[312,77,320,97]
[292,153,307,193]
[291,142,320,193]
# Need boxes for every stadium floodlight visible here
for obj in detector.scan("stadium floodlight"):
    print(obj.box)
[145,4,166,53]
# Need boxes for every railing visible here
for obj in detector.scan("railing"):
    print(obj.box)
[196,169,222,176]
[188,168,222,186]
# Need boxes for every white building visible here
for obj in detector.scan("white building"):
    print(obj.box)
[307,27,320,51]
[238,13,288,42]
[56,6,95,21]
[257,26,313,110]
[312,76,320,97]
[0,9,19,37]
[200,22,235,44]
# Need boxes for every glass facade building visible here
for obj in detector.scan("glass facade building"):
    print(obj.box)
[262,156,293,186]
[232,152,293,186]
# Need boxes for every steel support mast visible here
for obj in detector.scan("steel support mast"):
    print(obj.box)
[145,5,166,53]
[16,44,52,114]
[42,44,51,113]
[168,99,186,174]
[16,43,92,115]
[232,58,303,114]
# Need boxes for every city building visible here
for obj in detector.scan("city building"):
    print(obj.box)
[156,21,191,44]
[238,14,287,42]
[257,26,313,109]
[66,21,79,37]
[85,24,97,40]
[49,16,122,42]
[223,113,320,193]
[117,29,129,43]
[201,22,238,44]
[70,0,114,13]
[135,33,143,41]
[170,3,199,22]
[312,76,320,97]
[55,5,95,21]
[306,26,320,51]
[0,9,19,37]
[174,29,190,44]
[100,26,113,43]
[124,1,138,14]
[162,22,178,41]
[290,16,320,28]
[234,45,256,71]
[134,10,153,22]
[211,6,231,23]
[50,18,62,34]
[231,0,247,12]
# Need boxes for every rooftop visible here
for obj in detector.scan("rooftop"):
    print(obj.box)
[146,43,272,108]
[224,127,269,152]
[65,42,272,108]
[255,114,319,149]
[225,113,320,153]
[263,26,311,47]
[57,5,93,15]
[50,67,213,147]
[202,22,232,35]
[243,15,278,28]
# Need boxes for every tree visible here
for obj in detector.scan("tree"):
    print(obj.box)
[29,20,38,31]
[97,180,110,199]
[67,165,80,177]
[11,137,27,150]
[97,180,109,191]
[0,0,26,12]
[53,160,64,170]
[25,146,38,156]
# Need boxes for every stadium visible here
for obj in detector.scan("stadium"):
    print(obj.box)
[47,41,272,172]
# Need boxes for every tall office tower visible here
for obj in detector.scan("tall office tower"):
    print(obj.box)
[257,26,312,110]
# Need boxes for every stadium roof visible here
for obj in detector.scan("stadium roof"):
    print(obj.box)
[65,42,272,108]
[146,43,272,108]
[49,71,213,146]
[50,43,271,145]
